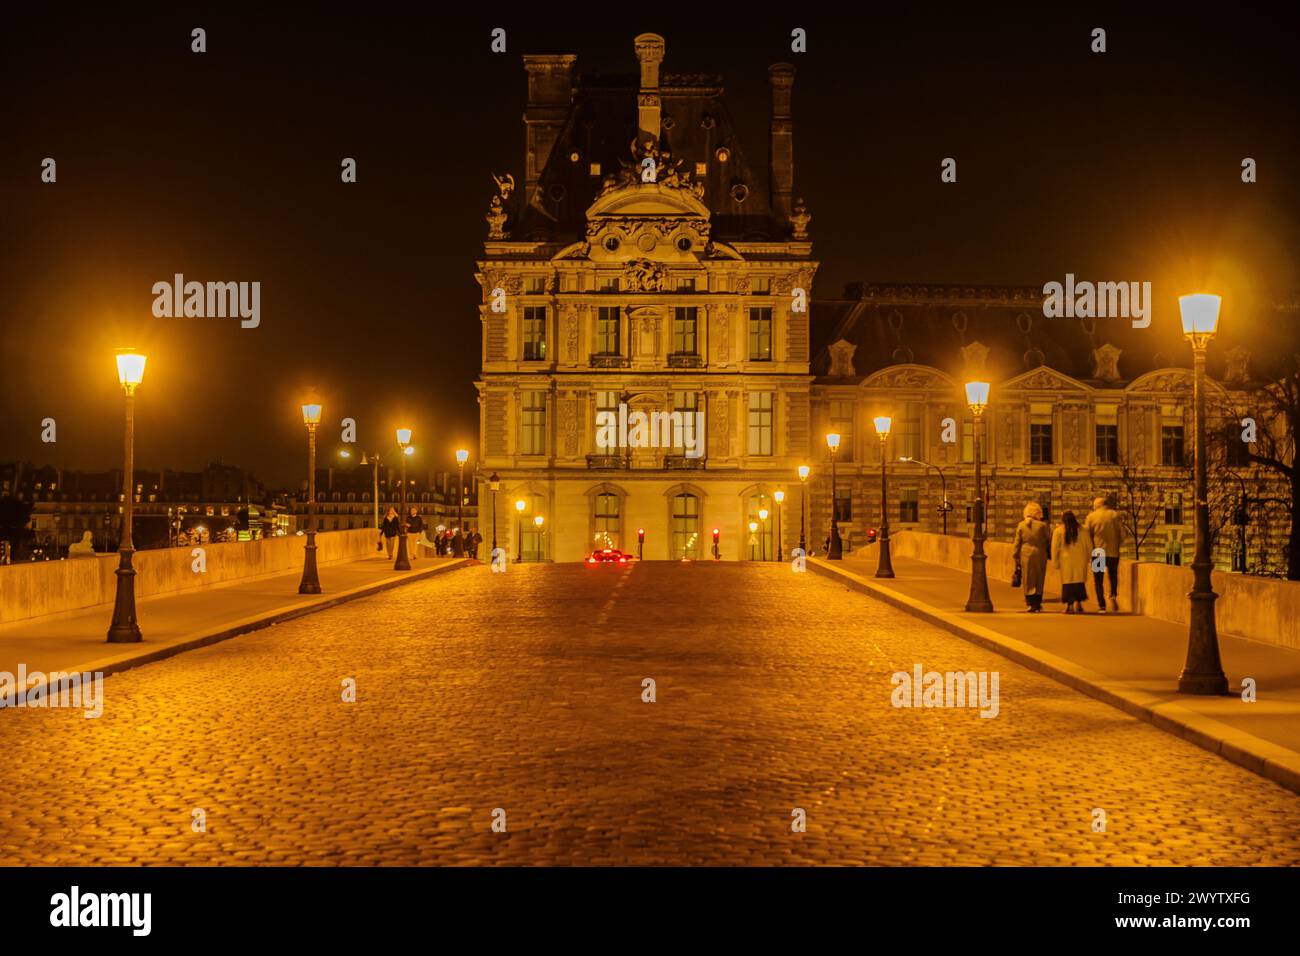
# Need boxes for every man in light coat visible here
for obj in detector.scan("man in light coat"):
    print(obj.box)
[1085,495,1125,613]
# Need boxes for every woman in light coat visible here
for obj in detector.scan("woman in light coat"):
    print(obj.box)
[1012,502,1051,613]
[1052,510,1090,614]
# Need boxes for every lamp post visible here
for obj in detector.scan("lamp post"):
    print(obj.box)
[797,465,809,554]
[297,402,324,594]
[873,416,895,578]
[354,451,381,531]
[758,507,769,562]
[107,349,146,643]
[1178,293,1229,695]
[534,514,544,562]
[773,489,785,562]
[901,456,952,535]
[964,381,993,612]
[489,472,501,554]
[748,520,759,559]
[515,498,526,562]
[826,433,842,559]
[394,428,412,571]
[454,449,469,556]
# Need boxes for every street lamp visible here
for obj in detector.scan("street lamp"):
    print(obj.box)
[534,514,544,562]
[873,416,895,578]
[758,507,770,562]
[797,464,810,555]
[515,498,527,562]
[900,456,952,535]
[1178,293,1228,695]
[773,489,785,562]
[107,349,146,643]
[964,381,993,612]
[488,472,501,555]
[748,519,759,558]
[826,433,842,559]
[394,427,413,571]
[454,449,469,556]
[297,402,324,594]
[357,451,381,531]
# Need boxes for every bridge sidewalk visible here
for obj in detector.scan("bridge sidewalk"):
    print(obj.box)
[811,552,1300,794]
[0,552,469,699]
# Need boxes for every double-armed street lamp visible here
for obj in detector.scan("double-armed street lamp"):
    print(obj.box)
[826,433,842,559]
[342,449,382,530]
[298,402,324,594]
[797,464,810,554]
[873,416,895,578]
[1178,293,1229,696]
[964,381,993,612]
[107,349,147,643]
[455,449,469,556]
[394,427,413,571]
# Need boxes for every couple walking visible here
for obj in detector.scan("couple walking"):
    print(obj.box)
[1012,496,1125,614]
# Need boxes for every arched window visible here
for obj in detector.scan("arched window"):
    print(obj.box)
[745,492,774,561]
[671,493,701,560]
[594,492,621,550]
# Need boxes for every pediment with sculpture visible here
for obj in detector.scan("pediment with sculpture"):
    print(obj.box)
[1001,366,1091,393]
[861,364,957,391]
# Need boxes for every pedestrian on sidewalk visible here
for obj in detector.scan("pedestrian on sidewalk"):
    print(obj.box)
[1013,501,1050,613]
[1085,495,1124,613]
[468,527,482,560]
[1052,510,1089,614]
[406,507,425,562]
[380,507,400,559]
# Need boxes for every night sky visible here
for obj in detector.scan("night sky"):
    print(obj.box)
[2,4,1296,487]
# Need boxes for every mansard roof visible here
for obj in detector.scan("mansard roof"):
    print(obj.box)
[811,282,1299,387]
[512,68,777,243]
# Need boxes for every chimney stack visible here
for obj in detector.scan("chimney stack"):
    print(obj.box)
[633,33,666,145]
[522,55,577,205]
[768,63,796,228]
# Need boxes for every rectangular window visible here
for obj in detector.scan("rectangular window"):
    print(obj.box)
[830,399,855,463]
[598,276,619,292]
[525,276,547,294]
[676,277,696,292]
[672,307,698,355]
[748,307,772,361]
[961,419,988,463]
[899,489,919,523]
[898,402,922,461]
[1225,424,1250,467]
[1161,425,1185,466]
[519,391,546,455]
[834,487,852,522]
[752,276,771,294]
[523,306,547,361]
[1030,423,1053,464]
[596,307,621,354]
[1164,492,1184,525]
[748,392,774,456]
[1095,423,1119,465]
[671,391,700,451]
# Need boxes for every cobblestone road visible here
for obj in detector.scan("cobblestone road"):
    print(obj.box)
[3,562,1299,865]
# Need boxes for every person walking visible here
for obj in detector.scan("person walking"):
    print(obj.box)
[380,507,400,560]
[406,507,425,561]
[1052,510,1090,614]
[1012,501,1051,613]
[1084,495,1124,613]
[468,527,482,560]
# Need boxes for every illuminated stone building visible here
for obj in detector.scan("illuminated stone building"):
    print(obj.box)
[476,33,815,561]
[809,285,1292,573]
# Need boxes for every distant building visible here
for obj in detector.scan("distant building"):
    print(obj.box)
[0,461,273,555]
[289,463,478,538]
[477,33,814,561]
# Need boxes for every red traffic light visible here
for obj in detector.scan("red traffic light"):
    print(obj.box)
[866,528,878,543]
[711,527,720,542]
[637,527,645,541]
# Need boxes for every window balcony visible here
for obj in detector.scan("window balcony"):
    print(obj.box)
[667,353,704,369]
[586,454,629,470]
[589,354,631,369]
[663,455,706,470]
